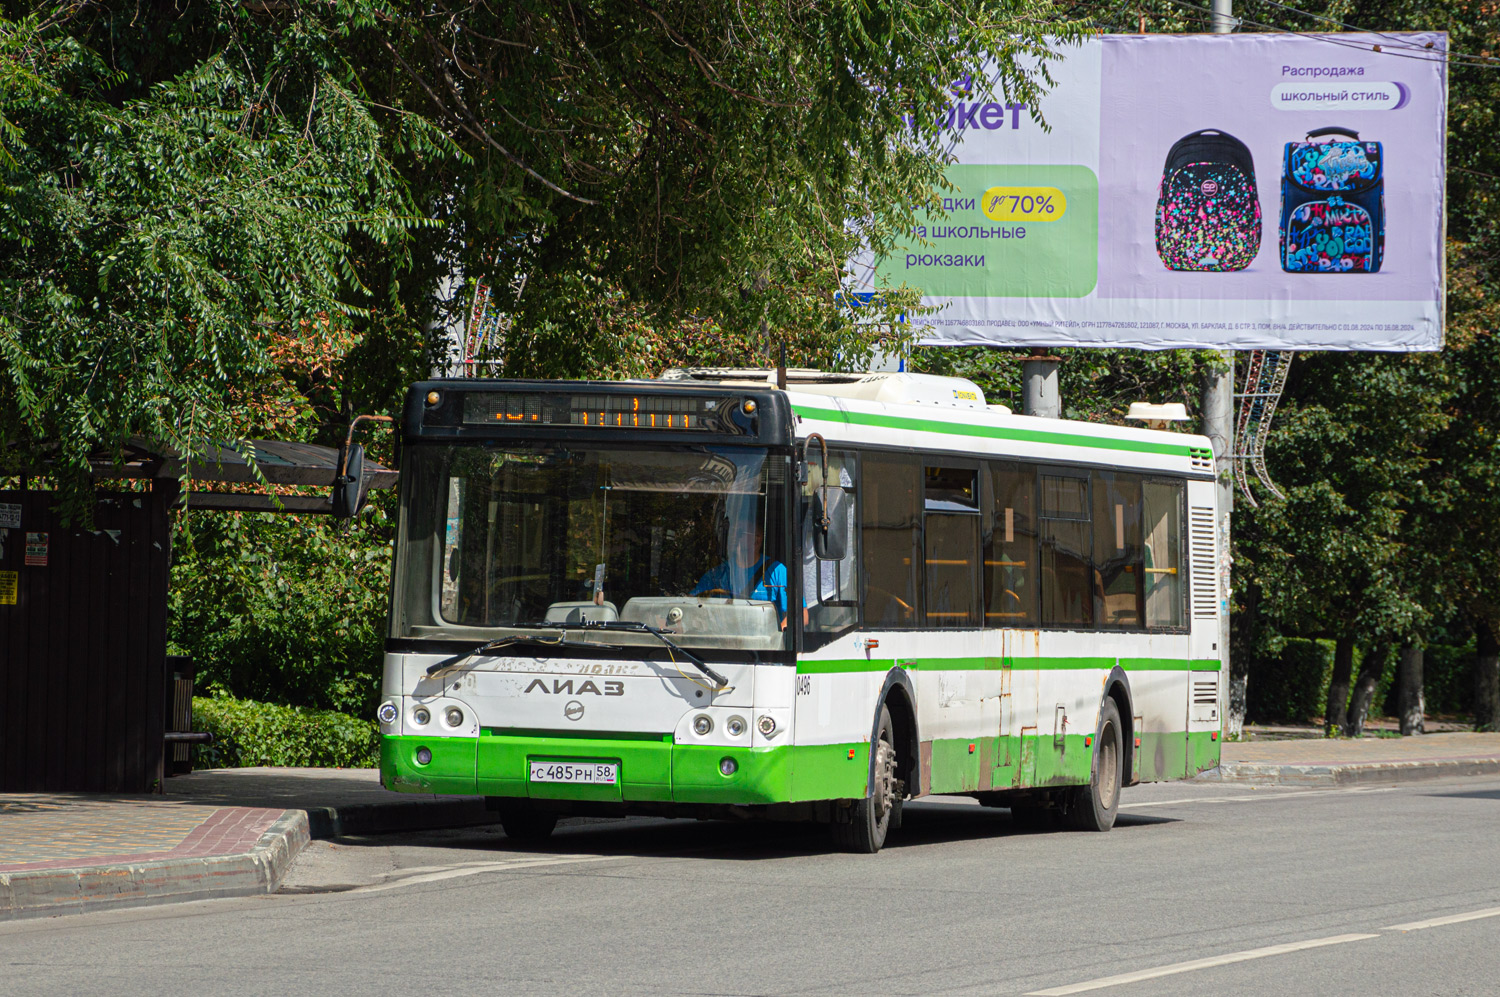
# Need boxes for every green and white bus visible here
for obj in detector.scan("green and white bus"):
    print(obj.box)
[378,370,1224,852]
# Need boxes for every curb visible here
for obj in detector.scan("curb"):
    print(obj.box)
[304,797,497,839]
[1196,757,1500,787]
[0,809,310,922]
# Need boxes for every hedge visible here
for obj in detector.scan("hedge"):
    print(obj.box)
[192,696,379,769]
[1246,637,1333,724]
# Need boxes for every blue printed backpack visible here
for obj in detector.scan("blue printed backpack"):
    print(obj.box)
[1155,129,1262,272]
[1280,127,1384,273]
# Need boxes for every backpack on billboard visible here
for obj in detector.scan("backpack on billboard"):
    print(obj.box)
[1155,129,1262,272]
[1280,127,1384,273]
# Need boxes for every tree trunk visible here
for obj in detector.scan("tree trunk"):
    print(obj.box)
[1326,635,1354,736]
[1347,642,1386,738]
[1227,582,1258,739]
[1475,619,1499,731]
[1397,645,1425,736]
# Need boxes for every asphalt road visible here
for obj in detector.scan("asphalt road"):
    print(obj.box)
[4,777,1500,996]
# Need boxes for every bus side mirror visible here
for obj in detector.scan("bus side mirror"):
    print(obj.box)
[332,444,367,519]
[814,488,848,561]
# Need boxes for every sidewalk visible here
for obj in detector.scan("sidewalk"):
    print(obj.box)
[1203,729,1500,786]
[1,768,493,921]
[6,731,1500,921]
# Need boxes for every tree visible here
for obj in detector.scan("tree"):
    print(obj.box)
[0,3,452,516]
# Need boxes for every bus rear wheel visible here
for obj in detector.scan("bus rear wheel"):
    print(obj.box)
[831,704,901,854]
[1063,699,1122,832]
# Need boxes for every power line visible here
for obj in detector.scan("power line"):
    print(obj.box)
[1154,0,1500,69]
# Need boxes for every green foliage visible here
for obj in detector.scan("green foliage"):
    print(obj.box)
[170,509,392,716]
[0,3,445,517]
[390,0,1088,374]
[1246,638,1334,724]
[192,695,379,769]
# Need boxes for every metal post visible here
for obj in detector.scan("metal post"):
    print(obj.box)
[1211,0,1235,33]
[1203,351,1239,736]
[1022,351,1061,419]
[1208,0,1238,736]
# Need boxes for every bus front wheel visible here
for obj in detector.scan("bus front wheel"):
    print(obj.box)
[831,704,902,854]
[494,801,559,843]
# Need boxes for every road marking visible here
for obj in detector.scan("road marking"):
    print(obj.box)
[1121,786,1396,809]
[1386,906,1500,932]
[1024,933,1378,995]
[351,853,622,893]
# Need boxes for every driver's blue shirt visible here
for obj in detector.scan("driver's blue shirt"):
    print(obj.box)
[693,557,790,619]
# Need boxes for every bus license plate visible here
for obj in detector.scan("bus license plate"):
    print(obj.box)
[529,761,618,785]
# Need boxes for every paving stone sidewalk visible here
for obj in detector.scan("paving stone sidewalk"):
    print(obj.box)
[5,732,1500,921]
[0,768,491,921]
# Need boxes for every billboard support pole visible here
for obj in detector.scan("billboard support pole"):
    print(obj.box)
[1204,352,1239,738]
[1022,350,1061,418]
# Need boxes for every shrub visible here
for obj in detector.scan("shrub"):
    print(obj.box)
[1247,637,1333,723]
[192,696,379,769]
[169,510,391,717]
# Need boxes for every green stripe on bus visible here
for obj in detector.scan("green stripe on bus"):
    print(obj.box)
[796,656,1221,674]
[791,404,1193,457]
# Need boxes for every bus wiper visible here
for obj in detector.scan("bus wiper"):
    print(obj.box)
[424,633,584,676]
[539,621,731,691]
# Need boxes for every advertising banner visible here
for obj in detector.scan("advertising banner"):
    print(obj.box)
[859,33,1448,351]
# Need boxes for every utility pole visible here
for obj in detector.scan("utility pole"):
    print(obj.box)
[1022,349,1061,419]
[1206,0,1241,737]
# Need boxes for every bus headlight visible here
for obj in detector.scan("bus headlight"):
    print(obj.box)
[377,703,398,725]
[445,707,464,728]
[693,715,713,736]
[757,715,777,737]
[726,716,746,737]
[415,747,432,766]
[413,707,431,726]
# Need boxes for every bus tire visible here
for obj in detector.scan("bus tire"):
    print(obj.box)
[497,803,559,843]
[831,704,900,853]
[1063,698,1122,832]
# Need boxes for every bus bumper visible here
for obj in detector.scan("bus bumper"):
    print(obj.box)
[380,732,812,805]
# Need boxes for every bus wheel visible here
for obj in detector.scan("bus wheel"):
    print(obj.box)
[1063,699,1122,832]
[831,704,900,853]
[495,802,559,843]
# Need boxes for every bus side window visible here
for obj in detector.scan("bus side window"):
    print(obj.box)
[804,452,858,635]
[924,466,981,628]
[860,457,922,626]
[1039,473,1092,626]
[985,462,1037,626]
[1142,480,1186,628]
[1092,471,1144,629]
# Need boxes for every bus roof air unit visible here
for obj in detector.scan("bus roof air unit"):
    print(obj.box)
[659,369,993,411]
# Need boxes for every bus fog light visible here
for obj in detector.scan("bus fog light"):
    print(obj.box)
[757,715,776,736]
[377,703,398,725]
[693,715,713,736]
[413,707,431,726]
[445,707,464,728]
[726,716,746,737]
[719,757,737,776]
[415,747,432,766]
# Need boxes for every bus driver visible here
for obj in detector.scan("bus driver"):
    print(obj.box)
[691,519,792,628]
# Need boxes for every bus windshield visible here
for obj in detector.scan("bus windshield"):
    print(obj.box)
[397,445,791,651]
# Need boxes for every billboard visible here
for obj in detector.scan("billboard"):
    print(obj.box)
[858,33,1448,351]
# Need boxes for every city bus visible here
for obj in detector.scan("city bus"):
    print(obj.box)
[377,370,1224,852]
